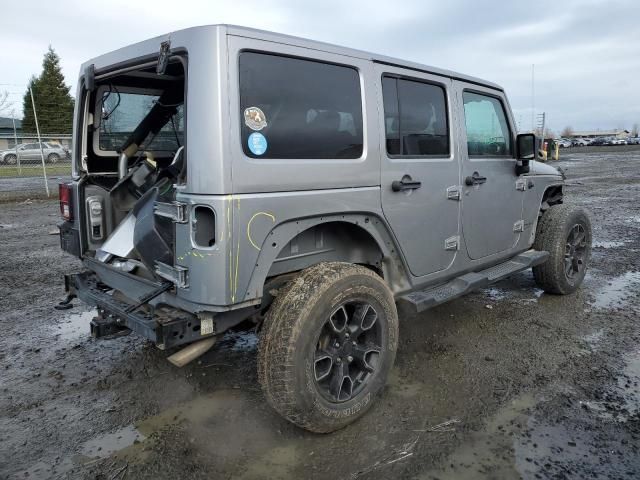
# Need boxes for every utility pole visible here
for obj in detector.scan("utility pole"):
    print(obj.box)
[531,64,535,132]
[11,110,20,175]
[29,86,49,197]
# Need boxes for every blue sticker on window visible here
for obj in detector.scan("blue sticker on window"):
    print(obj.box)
[248,132,268,156]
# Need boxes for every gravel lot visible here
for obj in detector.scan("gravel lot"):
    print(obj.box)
[1,149,639,479]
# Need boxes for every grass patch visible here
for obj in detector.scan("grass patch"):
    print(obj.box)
[0,165,71,177]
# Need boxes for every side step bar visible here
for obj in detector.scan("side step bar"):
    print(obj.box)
[398,250,549,313]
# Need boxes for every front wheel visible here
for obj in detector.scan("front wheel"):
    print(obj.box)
[47,153,60,163]
[258,262,398,433]
[533,204,592,294]
[4,154,17,165]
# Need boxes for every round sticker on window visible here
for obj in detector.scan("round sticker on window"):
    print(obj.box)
[248,132,268,156]
[244,107,267,131]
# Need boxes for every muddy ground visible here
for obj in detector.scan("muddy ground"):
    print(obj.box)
[1,150,639,479]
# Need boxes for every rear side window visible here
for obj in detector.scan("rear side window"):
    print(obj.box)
[382,76,449,156]
[239,52,363,159]
[462,92,512,156]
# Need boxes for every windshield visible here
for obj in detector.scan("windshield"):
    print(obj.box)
[98,90,184,152]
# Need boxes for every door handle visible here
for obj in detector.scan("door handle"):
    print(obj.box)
[392,175,422,192]
[464,171,487,186]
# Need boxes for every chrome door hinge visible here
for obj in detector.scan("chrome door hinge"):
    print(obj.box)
[513,220,525,232]
[155,261,189,288]
[516,179,527,191]
[446,185,461,201]
[445,235,460,251]
[154,201,188,223]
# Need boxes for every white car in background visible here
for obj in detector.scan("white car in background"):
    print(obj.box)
[556,138,573,148]
[571,138,591,147]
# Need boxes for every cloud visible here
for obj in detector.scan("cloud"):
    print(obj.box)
[1,0,638,131]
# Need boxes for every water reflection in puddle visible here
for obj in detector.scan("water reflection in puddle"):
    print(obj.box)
[591,271,640,309]
[15,425,145,478]
[52,309,96,342]
[583,349,640,422]
[592,240,626,249]
[80,424,145,459]
[583,328,605,349]
[219,330,259,352]
[483,287,509,301]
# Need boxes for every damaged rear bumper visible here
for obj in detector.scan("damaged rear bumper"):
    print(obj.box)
[65,266,212,350]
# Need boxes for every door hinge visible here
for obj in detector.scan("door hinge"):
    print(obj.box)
[154,201,188,223]
[513,220,525,232]
[445,235,460,251]
[155,261,189,289]
[446,185,461,201]
[516,179,527,191]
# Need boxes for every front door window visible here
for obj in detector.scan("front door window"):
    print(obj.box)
[462,92,511,157]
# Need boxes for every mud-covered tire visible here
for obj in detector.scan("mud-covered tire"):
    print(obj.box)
[257,262,398,433]
[532,204,592,294]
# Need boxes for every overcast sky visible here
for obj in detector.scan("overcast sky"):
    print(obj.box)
[1,0,639,133]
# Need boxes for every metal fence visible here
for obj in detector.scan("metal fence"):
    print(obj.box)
[0,133,72,202]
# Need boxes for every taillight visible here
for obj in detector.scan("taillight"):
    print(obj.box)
[59,183,73,221]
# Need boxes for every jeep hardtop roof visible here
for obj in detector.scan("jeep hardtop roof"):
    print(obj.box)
[81,24,503,92]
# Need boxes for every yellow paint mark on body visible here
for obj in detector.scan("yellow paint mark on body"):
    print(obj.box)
[233,197,241,302]
[227,195,233,298]
[247,211,276,251]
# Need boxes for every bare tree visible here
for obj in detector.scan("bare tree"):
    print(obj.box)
[632,123,639,137]
[561,126,573,137]
[0,90,13,115]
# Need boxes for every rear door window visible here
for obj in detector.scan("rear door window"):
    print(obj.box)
[462,92,512,156]
[97,91,184,153]
[239,52,363,159]
[381,76,449,156]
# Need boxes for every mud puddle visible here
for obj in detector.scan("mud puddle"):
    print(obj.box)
[590,271,640,309]
[421,346,640,479]
[13,425,146,479]
[80,424,146,459]
[582,349,640,423]
[51,309,96,342]
[593,240,627,249]
[210,330,259,354]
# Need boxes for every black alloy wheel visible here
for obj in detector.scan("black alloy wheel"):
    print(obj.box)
[564,224,587,280]
[313,301,382,403]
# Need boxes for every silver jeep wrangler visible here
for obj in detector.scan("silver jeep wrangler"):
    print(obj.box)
[59,25,591,433]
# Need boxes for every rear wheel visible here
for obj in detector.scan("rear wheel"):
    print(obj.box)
[533,204,592,294]
[4,154,17,165]
[258,262,398,433]
[47,153,60,163]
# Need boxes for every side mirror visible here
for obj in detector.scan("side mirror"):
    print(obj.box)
[516,133,535,174]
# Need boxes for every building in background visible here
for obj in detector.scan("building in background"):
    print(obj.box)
[568,129,630,139]
[0,116,71,151]
[0,117,22,150]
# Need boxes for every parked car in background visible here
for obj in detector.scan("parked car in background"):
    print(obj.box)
[590,137,609,146]
[556,138,572,148]
[610,138,627,145]
[571,138,590,147]
[0,142,69,165]
[627,137,640,145]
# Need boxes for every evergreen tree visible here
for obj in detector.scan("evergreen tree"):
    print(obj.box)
[21,46,74,134]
